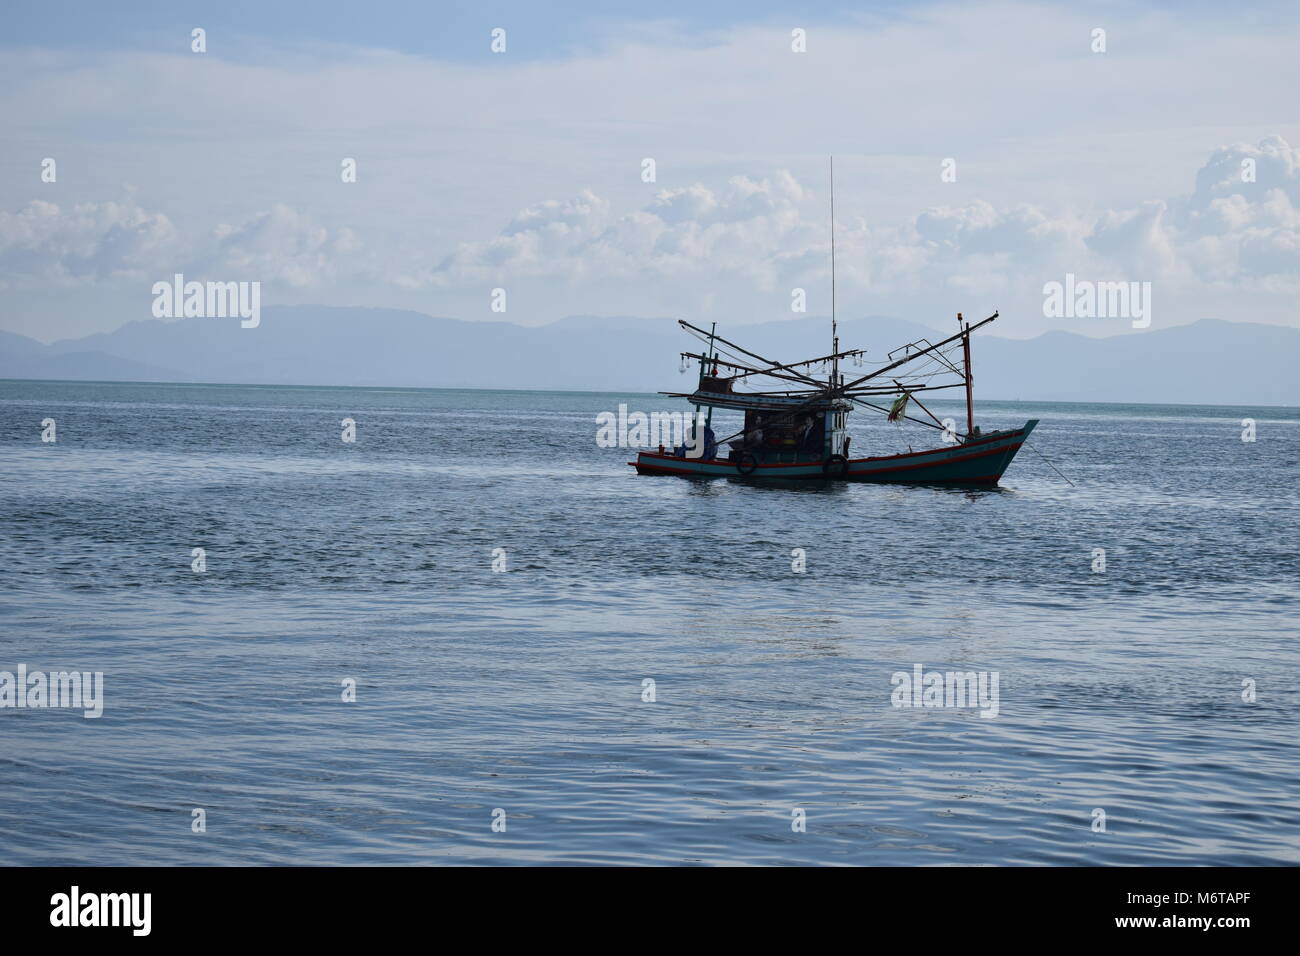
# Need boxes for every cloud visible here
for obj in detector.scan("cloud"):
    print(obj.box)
[1085,200,1176,277]
[202,133,1288,332]
[1189,135,1300,212]
[212,204,361,287]
[0,198,177,287]
[915,201,1085,263]
[4,136,1297,337]
[0,198,361,291]
[1169,137,1300,288]
[418,174,819,292]
[2,0,1299,340]
[405,137,1300,308]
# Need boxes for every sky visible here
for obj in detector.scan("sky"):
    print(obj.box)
[1,0,1298,343]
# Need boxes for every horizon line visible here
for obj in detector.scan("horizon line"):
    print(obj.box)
[3,377,1298,412]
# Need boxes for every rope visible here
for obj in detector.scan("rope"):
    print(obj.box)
[1023,440,1075,486]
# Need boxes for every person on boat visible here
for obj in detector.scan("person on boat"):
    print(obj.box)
[674,422,717,459]
[797,414,815,448]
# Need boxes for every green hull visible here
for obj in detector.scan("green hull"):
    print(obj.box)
[633,420,1038,486]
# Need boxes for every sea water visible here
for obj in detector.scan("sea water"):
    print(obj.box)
[1,380,1297,865]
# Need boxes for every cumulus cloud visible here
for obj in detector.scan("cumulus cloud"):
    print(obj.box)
[212,204,361,287]
[1189,135,1300,212]
[403,136,1300,309]
[0,198,177,287]
[417,174,821,292]
[2,137,1297,335]
[1167,137,1300,289]
[0,198,361,291]
[1085,201,1177,277]
[915,201,1086,264]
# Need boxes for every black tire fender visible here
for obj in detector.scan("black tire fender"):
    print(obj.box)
[822,454,849,477]
[736,453,758,475]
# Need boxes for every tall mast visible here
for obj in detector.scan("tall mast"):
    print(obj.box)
[692,322,718,430]
[829,156,838,393]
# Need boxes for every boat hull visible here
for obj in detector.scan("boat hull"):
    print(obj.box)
[631,420,1037,486]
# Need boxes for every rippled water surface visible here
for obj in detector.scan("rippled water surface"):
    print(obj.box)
[1,380,1298,865]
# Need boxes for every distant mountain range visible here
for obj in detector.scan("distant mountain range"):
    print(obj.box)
[2,308,1297,406]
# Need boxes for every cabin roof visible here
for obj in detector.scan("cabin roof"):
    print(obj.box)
[661,389,852,412]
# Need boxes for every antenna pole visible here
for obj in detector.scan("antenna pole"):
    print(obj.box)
[960,312,974,437]
[829,156,838,393]
[705,321,717,430]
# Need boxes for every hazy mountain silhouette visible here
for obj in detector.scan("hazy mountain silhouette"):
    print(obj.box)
[1,308,1295,405]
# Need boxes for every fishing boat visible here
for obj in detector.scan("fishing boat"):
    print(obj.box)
[630,157,1037,486]
[629,311,1037,486]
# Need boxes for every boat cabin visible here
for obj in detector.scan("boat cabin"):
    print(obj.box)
[687,380,853,464]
